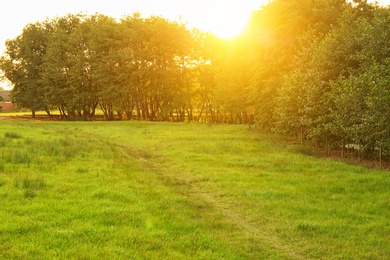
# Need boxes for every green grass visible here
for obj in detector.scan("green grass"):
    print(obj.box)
[0,120,389,259]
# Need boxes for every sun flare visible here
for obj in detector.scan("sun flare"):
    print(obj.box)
[180,1,262,39]
[0,0,265,90]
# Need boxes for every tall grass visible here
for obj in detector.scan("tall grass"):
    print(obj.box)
[0,120,388,259]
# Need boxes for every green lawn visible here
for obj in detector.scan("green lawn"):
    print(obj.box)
[0,120,389,259]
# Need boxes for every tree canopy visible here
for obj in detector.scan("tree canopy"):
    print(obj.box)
[1,0,390,161]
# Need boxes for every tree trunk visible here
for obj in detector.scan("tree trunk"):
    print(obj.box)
[298,127,304,144]
[45,108,51,116]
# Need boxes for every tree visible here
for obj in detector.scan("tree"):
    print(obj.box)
[190,30,221,122]
[274,2,390,162]
[41,14,83,119]
[364,62,390,164]
[274,69,312,143]
[214,38,251,124]
[74,14,120,120]
[1,21,52,117]
[279,2,380,147]
[245,0,347,129]
[119,15,194,121]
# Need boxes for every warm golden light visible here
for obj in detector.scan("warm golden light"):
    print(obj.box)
[177,1,263,39]
[0,0,265,55]
[0,1,267,90]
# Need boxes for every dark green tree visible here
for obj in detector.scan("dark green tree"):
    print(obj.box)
[1,21,52,117]
[76,14,121,120]
[41,14,83,119]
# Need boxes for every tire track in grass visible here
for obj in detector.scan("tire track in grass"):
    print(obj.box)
[121,146,304,259]
[161,171,304,259]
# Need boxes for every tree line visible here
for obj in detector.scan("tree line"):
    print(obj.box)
[1,0,390,162]
[241,0,390,163]
[195,0,390,163]
[0,13,232,122]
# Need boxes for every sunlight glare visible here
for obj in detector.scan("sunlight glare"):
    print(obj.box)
[181,1,262,39]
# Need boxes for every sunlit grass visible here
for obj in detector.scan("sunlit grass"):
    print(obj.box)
[0,109,109,118]
[0,120,389,259]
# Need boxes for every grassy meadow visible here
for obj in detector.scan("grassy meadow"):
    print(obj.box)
[0,119,389,259]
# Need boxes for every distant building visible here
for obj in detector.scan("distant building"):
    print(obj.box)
[0,90,11,101]
[0,90,15,111]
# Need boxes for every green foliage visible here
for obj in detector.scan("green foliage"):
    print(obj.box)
[245,0,347,130]
[270,2,390,160]
[1,13,219,122]
[0,21,52,117]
